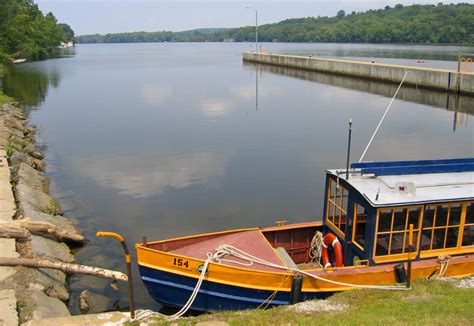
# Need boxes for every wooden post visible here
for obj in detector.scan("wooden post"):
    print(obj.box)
[406,224,414,288]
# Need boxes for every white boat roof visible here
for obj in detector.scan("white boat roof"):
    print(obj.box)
[327,170,474,207]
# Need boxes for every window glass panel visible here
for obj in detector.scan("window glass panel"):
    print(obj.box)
[462,225,473,247]
[446,228,459,248]
[421,229,432,250]
[354,204,367,249]
[435,205,449,227]
[326,178,348,235]
[449,204,462,225]
[423,206,435,228]
[376,234,390,256]
[341,189,348,212]
[330,179,336,200]
[374,207,421,258]
[378,210,392,232]
[432,228,446,249]
[408,208,421,228]
[393,208,407,231]
[466,203,474,224]
[390,232,405,254]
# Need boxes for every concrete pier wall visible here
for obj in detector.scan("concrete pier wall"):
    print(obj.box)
[242,52,474,96]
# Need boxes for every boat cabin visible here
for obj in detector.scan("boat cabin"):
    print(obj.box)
[323,158,474,267]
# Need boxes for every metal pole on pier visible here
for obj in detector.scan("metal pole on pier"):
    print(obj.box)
[246,7,258,53]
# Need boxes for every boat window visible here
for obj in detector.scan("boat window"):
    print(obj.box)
[326,177,348,236]
[353,203,367,250]
[462,202,474,247]
[420,204,462,252]
[374,206,422,260]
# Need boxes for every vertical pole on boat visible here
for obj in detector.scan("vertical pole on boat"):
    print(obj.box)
[345,119,353,180]
[289,274,303,304]
[97,232,135,319]
[406,224,414,289]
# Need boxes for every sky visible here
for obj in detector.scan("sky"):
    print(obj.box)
[34,0,470,35]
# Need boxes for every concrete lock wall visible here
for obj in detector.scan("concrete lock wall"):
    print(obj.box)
[242,52,474,96]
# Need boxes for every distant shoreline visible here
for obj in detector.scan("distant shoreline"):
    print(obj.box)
[75,41,474,46]
[76,4,474,46]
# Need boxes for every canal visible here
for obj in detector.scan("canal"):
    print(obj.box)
[2,42,474,312]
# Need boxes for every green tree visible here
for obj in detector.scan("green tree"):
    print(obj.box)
[0,0,74,62]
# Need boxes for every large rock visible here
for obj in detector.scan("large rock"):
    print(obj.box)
[9,151,35,168]
[16,184,61,215]
[29,288,70,320]
[23,143,44,160]
[31,268,69,301]
[79,289,110,313]
[32,158,45,172]
[25,125,36,136]
[30,235,74,263]
[8,127,25,140]
[4,116,25,132]
[9,135,28,148]
[21,202,81,238]
[2,103,13,110]
[17,162,49,192]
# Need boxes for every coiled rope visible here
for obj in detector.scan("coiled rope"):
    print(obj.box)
[308,231,324,267]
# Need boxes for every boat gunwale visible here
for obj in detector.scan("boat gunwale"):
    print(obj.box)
[139,221,325,247]
[137,235,474,283]
[138,249,474,293]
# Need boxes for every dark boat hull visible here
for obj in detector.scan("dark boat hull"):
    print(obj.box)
[139,265,332,312]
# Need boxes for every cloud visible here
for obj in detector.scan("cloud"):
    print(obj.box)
[73,152,228,198]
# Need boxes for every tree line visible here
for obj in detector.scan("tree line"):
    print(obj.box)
[0,0,75,63]
[77,3,473,45]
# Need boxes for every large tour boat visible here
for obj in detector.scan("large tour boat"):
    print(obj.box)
[136,157,474,312]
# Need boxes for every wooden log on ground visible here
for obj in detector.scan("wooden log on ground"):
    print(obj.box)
[0,257,128,281]
[0,225,30,239]
[0,219,87,244]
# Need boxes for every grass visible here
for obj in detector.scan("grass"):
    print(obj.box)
[41,198,61,215]
[142,279,473,325]
[0,89,12,106]
[0,64,13,105]
[6,140,14,159]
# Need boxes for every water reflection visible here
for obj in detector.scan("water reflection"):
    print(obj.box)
[244,61,474,120]
[141,85,173,106]
[3,65,61,107]
[71,152,228,198]
[200,98,234,117]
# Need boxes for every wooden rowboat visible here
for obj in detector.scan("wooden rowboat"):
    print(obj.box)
[136,158,474,311]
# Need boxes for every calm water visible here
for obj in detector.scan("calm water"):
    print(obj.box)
[3,43,474,312]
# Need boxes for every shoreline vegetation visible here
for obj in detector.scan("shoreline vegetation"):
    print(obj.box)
[0,0,75,63]
[145,278,473,325]
[77,3,473,45]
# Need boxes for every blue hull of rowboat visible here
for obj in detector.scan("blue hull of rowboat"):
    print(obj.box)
[138,265,332,312]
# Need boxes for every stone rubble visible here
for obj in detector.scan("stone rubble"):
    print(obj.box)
[0,102,85,324]
[287,299,348,314]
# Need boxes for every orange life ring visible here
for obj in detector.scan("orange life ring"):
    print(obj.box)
[321,233,343,268]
